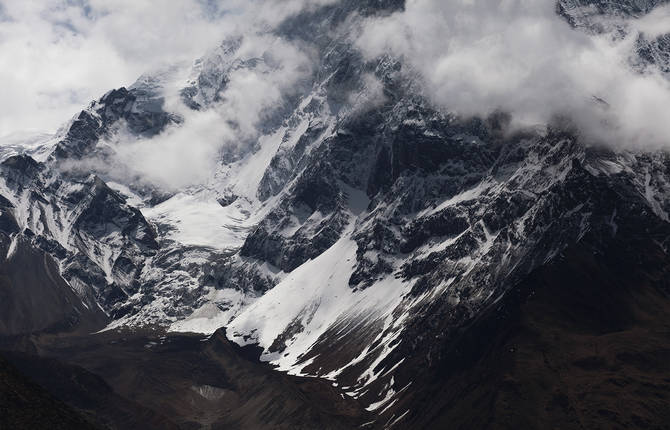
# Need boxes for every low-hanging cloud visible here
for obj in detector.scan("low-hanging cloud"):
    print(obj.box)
[94,33,315,191]
[6,0,669,193]
[0,0,221,137]
[356,0,670,148]
[0,0,334,138]
[0,0,333,190]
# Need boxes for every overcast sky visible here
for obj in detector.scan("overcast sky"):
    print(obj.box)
[0,0,236,138]
[0,0,340,139]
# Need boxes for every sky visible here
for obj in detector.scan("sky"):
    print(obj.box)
[0,0,225,137]
[0,0,333,138]
[0,0,668,185]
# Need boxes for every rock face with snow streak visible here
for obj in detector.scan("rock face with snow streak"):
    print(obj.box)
[51,85,178,162]
[1,0,670,428]
[0,153,159,323]
[558,0,668,26]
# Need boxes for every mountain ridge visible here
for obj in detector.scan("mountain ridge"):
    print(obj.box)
[0,0,669,428]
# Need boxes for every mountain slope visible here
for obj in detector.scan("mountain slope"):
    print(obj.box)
[6,329,371,429]
[377,197,670,429]
[0,0,669,428]
[0,355,98,430]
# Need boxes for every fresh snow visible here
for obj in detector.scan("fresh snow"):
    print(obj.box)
[218,127,287,200]
[5,234,19,260]
[107,182,146,208]
[0,131,57,162]
[227,220,410,378]
[142,192,252,250]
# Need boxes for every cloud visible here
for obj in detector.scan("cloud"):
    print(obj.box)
[0,0,334,138]
[632,4,670,39]
[9,0,668,193]
[355,0,670,148]
[81,33,315,191]
[0,0,221,137]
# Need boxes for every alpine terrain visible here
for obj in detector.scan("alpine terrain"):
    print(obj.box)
[1,0,670,429]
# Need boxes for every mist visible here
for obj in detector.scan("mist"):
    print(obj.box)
[0,0,333,138]
[102,34,315,192]
[355,0,670,148]
[5,0,670,193]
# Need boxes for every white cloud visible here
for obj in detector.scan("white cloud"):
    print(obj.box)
[84,33,314,191]
[633,3,670,39]
[0,0,224,137]
[6,0,668,192]
[0,0,334,138]
[356,0,670,148]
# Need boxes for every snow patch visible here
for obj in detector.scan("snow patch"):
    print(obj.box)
[5,234,18,260]
[142,192,252,249]
[169,288,254,335]
[227,222,410,376]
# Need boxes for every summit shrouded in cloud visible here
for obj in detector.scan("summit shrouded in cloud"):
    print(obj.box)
[0,0,334,138]
[1,1,670,429]
[2,0,668,149]
[356,0,670,147]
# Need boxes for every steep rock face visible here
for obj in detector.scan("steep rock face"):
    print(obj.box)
[228,118,670,424]
[0,0,669,427]
[387,217,670,429]
[51,84,178,162]
[0,154,158,319]
[241,160,350,272]
[558,0,669,27]
[224,2,670,423]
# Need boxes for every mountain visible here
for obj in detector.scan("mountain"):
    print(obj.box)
[1,0,669,428]
[0,354,98,430]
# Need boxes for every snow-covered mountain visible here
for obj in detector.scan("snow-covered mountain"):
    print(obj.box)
[1,1,670,428]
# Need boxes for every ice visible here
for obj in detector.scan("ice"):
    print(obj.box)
[142,192,252,250]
